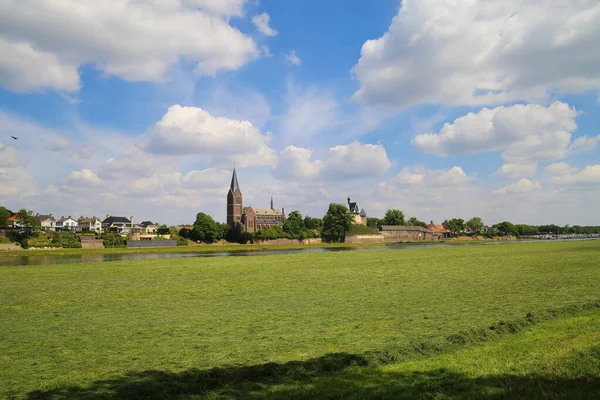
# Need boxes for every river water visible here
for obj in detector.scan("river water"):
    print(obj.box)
[0,239,597,267]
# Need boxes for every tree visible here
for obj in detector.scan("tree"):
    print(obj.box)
[216,223,230,241]
[406,217,428,228]
[465,217,484,234]
[191,213,218,243]
[0,206,10,227]
[283,211,305,238]
[322,203,353,242]
[382,209,405,226]
[304,216,322,230]
[442,218,465,235]
[367,217,382,228]
[492,221,519,237]
[77,216,86,224]
[16,209,35,228]
[515,224,539,236]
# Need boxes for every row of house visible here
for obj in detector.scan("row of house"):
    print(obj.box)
[8,214,159,235]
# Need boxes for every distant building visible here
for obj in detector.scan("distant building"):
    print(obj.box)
[35,214,56,231]
[139,221,158,234]
[243,197,285,233]
[427,221,451,238]
[347,197,367,226]
[226,168,285,232]
[102,215,132,234]
[56,216,78,231]
[80,217,102,233]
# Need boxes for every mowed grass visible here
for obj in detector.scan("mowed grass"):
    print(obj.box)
[1,241,599,399]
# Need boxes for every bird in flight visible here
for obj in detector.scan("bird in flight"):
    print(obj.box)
[11,136,18,140]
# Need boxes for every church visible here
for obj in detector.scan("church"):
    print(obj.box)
[227,168,285,233]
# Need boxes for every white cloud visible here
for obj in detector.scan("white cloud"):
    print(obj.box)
[394,166,471,187]
[570,134,600,153]
[494,163,537,179]
[144,105,277,167]
[184,0,246,17]
[544,162,578,176]
[493,178,542,195]
[261,44,272,58]
[353,0,600,108]
[412,102,586,162]
[546,163,600,184]
[274,141,392,182]
[285,50,301,66]
[0,143,19,167]
[0,0,258,92]
[62,169,102,187]
[252,13,278,36]
[324,142,392,180]
[273,146,322,181]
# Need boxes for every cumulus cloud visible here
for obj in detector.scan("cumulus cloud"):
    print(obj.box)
[274,142,392,182]
[546,163,600,184]
[412,102,594,163]
[570,134,600,153]
[144,105,277,167]
[353,0,600,108]
[62,169,102,187]
[493,178,542,195]
[252,13,277,36]
[0,0,258,92]
[285,50,301,66]
[0,143,19,167]
[494,163,537,179]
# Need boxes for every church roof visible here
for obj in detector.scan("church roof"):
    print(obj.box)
[249,208,283,216]
[230,168,241,193]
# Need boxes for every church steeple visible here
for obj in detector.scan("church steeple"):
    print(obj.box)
[227,167,243,227]
[230,167,240,193]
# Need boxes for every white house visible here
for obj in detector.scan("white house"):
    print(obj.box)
[56,216,78,231]
[35,214,56,231]
[79,217,102,233]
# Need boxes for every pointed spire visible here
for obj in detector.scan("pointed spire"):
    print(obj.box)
[230,167,240,193]
[270,196,274,210]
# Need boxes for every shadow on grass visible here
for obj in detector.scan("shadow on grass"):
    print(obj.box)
[26,348,600,400]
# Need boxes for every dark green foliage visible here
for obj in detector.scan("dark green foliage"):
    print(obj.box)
[100,233,126,248]
[516,224,539,236]
[178,228,191,239]
[157,227,171,235]
[367,217,382,228]
[51,231,82,248]
[493,221,519,237]
[191,213,218,243]
[254,225,288,241]
[443,218,465,235]
[304,216,322,230]
[323,203,354,242]
[465,217,484,234]
[225,224,251,244]
[216,223,230,241]
[283,211,304,237]
[406,217,428,228]
[0,206,10,227]
[383,209,405,226]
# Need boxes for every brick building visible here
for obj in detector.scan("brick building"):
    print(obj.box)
[226,168,285,232]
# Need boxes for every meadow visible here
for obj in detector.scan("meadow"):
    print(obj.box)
[1,241,599,399]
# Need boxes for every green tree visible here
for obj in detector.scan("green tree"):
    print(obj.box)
[216,223,230,241]
[406,217,428,228]
[283,211,305,238]
[442,218,465,235]
[16,209,35,227]
[0,206,10,227]
[466,217,484,234]
[303,216,322,230]
[367,217,382,228]
[382,209,405,226]
[323,203,354,242]
[492,221,519,237]
[191,213,219,243]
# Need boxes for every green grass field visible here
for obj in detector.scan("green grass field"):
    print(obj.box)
[1,241,599,399]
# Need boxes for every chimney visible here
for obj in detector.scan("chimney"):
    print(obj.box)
[106,214,110,219]
[130,216,134,228]
[282,207,285,218]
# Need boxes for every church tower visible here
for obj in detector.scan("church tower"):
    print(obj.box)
[227,167,243,227]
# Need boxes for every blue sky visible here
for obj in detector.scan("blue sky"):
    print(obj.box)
[0,0,599,225]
